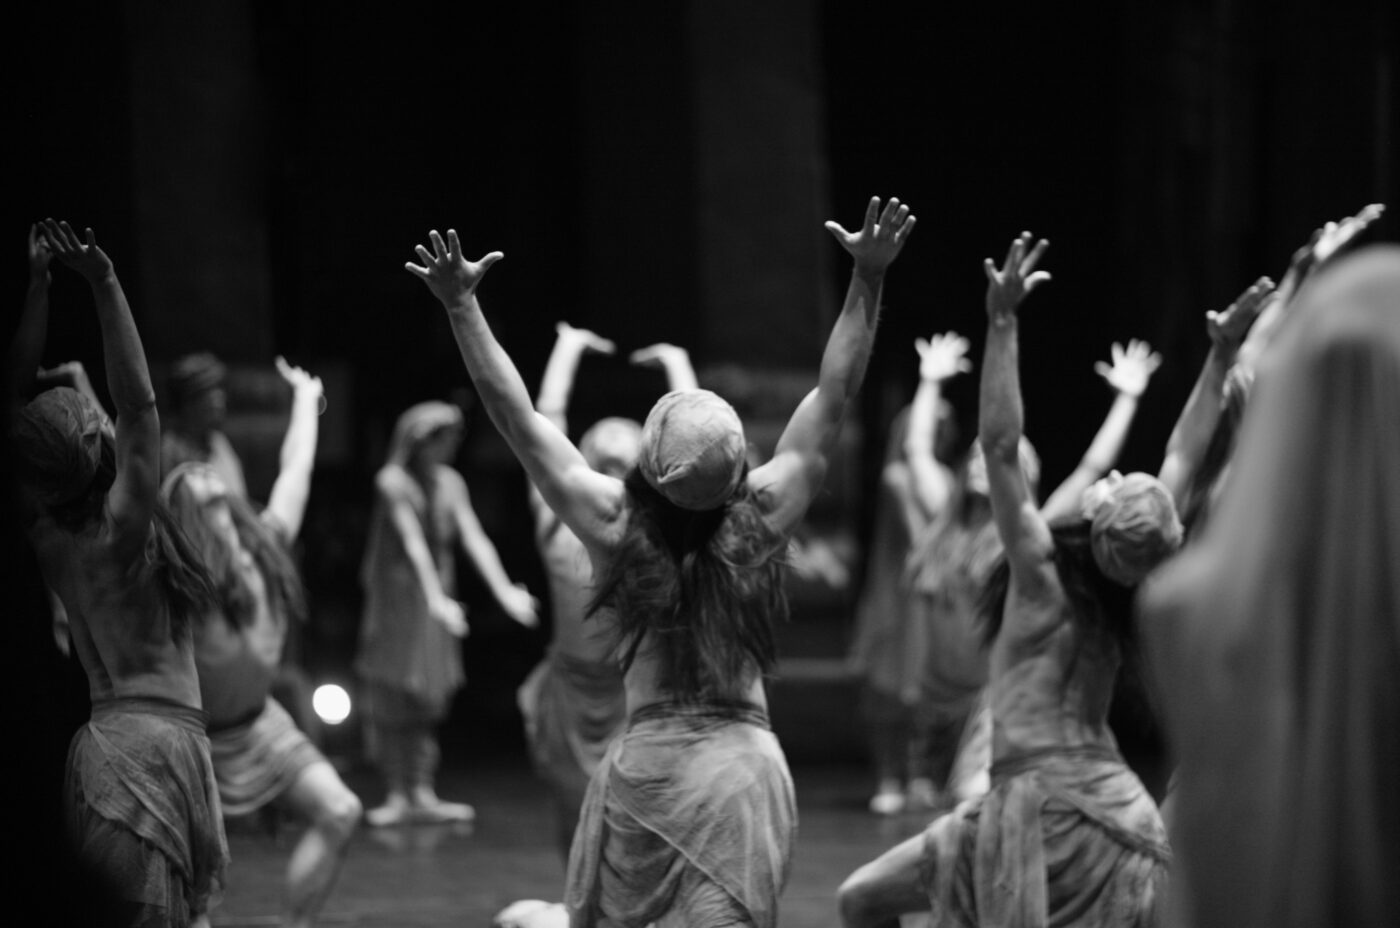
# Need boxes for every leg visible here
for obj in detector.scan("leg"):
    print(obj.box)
[364,717,412,827]
[407,722,474,823]
[863,686,910,815]
[837,833,931,928]
[278,760,363,928]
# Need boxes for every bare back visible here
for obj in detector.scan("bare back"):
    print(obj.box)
[32,516,201,709]
[987,578,1120,762]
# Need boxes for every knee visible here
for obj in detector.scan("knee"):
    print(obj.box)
[319,789,363,841]
[837,870,873,927]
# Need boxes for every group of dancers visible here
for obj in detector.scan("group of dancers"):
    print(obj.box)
[9,192,1397,928]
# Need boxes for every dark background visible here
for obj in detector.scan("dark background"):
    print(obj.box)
[5,2,1396,890]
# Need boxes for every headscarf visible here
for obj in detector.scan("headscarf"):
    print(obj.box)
[1081,471,1183,586]
[168,352,227,409]
[384,401,464,468]
[12,387,113,508]
[637,390,746,511]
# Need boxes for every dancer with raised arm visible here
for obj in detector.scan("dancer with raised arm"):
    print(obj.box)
[161,351,247,497]
[10,220,227,927]
[357,400,540,826]
[162,357,362,928]
[901,330,1161,811]
[1141,243,1400,928]
[518,323,699,860]
[406,195,915,927]
[839,232,1178,928]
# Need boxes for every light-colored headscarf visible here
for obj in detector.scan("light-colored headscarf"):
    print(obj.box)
[637,390,746,511]
[1081,471,1183,586]
[384,401,464,468]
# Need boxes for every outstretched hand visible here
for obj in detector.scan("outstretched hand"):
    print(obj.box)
[1207,276,1274,353]
[405,228,503,308]
[984,232,1050,324]
[275,355,324,400]
[28,224,52,278]
[824,196,917,275]
[915,331,973,383]
[1094,339,1161,398]
[630,342,688,369]
[556,322,616,356]
[500,583,540,629]
[1288,203,1386,285]
[41,219,113,284]
[430,594,469,638]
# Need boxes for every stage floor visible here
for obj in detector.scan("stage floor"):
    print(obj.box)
[210,759,931,927]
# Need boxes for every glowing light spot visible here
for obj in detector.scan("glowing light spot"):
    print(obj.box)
[313,684,351,725]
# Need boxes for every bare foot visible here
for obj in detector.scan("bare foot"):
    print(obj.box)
[366,791,412,827]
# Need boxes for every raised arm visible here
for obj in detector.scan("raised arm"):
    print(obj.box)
[1156,277,1272,503]
[751,196,916,535]
[43,220,155,558]
[406,230,626,552]
[8,225,54,408]
[904,332,970,521]
[1039,339,1161,522]
[378,468,468,637]
[530,322,615,530]
[1238,203,1384,373]
[449,474,540,629]
[630,342,699,392]
[537,323,616,433]
[979,232,1056,588]
[263,357,324,542]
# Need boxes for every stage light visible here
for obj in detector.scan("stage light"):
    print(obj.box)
[313,684,351,725]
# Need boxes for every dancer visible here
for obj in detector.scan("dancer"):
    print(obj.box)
[161,351,247,497]
[405,194,915,927]
[162,357,362,928]
[839,232,1179,927]
[901,329,1160,811]
[846,404,929,815]
[10,220,227,926]
[518,323,698,859]
[357,400,540,826]
[1142,243,1400,928]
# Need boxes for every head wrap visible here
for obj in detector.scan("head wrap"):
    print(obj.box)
[580,416,642,473]
[12,387,113,507]
[638,389,746,511]
[385,401,464,467]
[1083,471,1182,586]
[168,352,227,409]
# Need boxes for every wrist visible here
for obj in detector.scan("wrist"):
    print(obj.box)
[29,268,51,286]
[852,264,886,286]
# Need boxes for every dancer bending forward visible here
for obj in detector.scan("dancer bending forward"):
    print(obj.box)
[839,233,1180,928]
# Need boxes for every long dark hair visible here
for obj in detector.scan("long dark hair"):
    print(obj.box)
[165,466,307,630]
[587,467,788,701]
[978,519,1138,681]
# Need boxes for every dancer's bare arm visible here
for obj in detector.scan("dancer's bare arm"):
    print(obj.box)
[1040,339,1161,521]
[43,220,155,562]
[979,233,1059,631]
[905,331,969,521]
[752,196,917,536]
[7,225,53,408]
[1238,203,1384,372]
[530,322,616,529]
[450,473,540,628]
[630,341,699,392]
[264,357,324,541]
[1157,277,1272,503]
[407,230,626,552]
[378,467,467,637]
